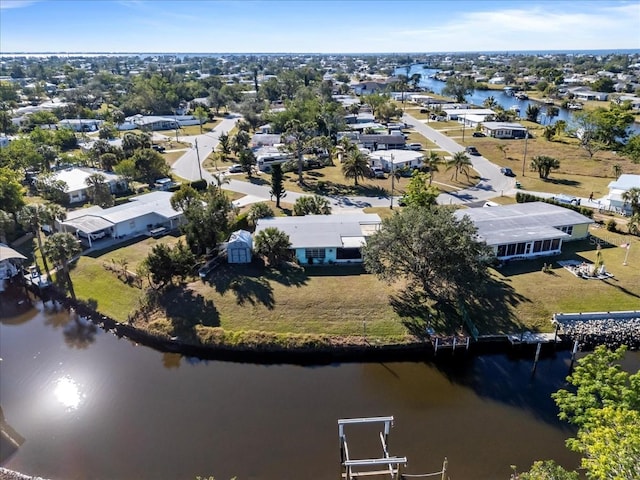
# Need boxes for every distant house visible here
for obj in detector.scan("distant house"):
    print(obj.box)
[58,118,103,132]
[254,214,382,265]
[351,81,389,96]
[225,230,252,264]
[60,191,184,247]
[122,115,179,131]
[455,202,592,261]
[607,174,640,214]
[251,133,282,149]
[359,134,406,151]
[568,87,609,101]
[47,167,125,204]
[444,108,495,122]
[481,122,528,139]
[369,149,423,172]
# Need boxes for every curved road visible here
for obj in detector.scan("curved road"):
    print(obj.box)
[170,112,519,211]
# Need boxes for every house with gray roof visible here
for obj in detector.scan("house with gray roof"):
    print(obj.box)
[481,122,528,139]
[47,167,125,204]
[60,191,184,247]
[254,213,381,265]
[455,202,592,261]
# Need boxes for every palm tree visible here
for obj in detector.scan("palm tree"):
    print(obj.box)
[483,96,498,109]
[293,195,332,216]
[42,232,81,301]
[496,144,508,160]
[526,104,540,123]
[546,106,559,125]
[253,227,291,266]
[530,155,560,179]
[85,172,113,207]
[422,151,441,185]
[217,132,231,160]
[44,203,67,233]
[0,209,13,244]
[612,164,623,179]
[622,187,640,215]
[447,152,472,181]
[341,149,370,186]
[19,204,51,279]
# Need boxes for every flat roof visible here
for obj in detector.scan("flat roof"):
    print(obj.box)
[255,214,381,249]
[455,202,591,245]
[369,149,423,164]
[482,122,527,130]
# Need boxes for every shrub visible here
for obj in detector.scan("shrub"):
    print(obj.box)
[515,192,593,218]
[190,179,208,191]
[606,218,617,232]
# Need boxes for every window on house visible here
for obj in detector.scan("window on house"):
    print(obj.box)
[558,225,574,235]
[516,243,526,255]
[305,248,326,259]
[551,239,560,250]
[507,243,517,256]
[542,239,552,251]
[533,240,543,253]
[496,245,506,257]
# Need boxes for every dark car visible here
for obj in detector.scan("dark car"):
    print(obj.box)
[472,132,485,137]
[500,167,515,177]
[465,146,480,156]
[152,144,166,153]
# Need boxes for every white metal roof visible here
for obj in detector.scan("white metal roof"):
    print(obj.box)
[482,122,527,130]
[608,174,640,192]
[369,149,422,164]
[455,202,591,246]
[50,167,121,194]
[255,214,381,249]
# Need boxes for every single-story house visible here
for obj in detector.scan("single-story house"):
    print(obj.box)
[344,113,376,125]
[254,213,382,265]
[60,191,184,247]
[369,149,423,172]
[225,230,252,264]
[569,88,609,101]
[46,167,125,204]
[350,81,389,96]
[455,202,592,261]
[251,133,282,149]
[481,122,528,139]
[122,115,179,131]
[359,134,406,151]
[607,174,640,214]
[444,108,495,122]
[58,118,103,132]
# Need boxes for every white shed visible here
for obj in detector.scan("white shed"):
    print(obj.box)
[226,230,253,264]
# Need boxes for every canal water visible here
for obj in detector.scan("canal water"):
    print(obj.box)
[395,65,640,135]
[1,292,637,480]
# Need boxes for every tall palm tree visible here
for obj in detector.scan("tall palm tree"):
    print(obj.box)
[526,104,540,123]
[19,204,51,279]
[253,227,291,267]
[342,149,370,186]
[612,164,623,179]
[447,152,472,181]
[422,151,441,185]
[622,187,640,215]
[42,232,82,301]
[44,203,67,233]
[0,209,13,244]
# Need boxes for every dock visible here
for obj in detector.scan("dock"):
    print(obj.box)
[507,332,559,345]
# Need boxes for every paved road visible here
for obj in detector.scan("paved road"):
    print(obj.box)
[403,112,516,205]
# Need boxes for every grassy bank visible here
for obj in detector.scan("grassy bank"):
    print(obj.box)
[67,226,640,349]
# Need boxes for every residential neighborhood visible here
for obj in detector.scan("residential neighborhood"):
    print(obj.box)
[1,1,639,478]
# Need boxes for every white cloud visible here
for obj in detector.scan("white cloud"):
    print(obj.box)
[0,0,39,9]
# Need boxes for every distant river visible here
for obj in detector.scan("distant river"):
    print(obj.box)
[395,65,640,135]
[1,291,638,480]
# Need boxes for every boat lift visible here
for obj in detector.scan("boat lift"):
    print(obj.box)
[338,416,406,479]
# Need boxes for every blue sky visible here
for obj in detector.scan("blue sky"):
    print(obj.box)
[1,0,639,53]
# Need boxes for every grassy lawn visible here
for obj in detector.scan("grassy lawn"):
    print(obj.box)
[466,133,640,197]
[492,228,640,332]
[178,120,222,136]
[163,149,188,166]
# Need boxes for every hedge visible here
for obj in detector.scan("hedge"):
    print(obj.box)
[515,192,593,218]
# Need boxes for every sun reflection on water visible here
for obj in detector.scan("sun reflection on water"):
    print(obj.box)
[54,376,83,410]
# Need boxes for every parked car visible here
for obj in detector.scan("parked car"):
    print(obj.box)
[500,167,515,177]
[198,255,223,279]
[472,132,485,137]
[551,194,581,206]
[371,167,386,179]
[228,164,243,173]
[152,144,166,153]
[465,146,480,156]
[407,143,422,151]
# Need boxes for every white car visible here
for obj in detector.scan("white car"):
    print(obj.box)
[407,143,422,151]
[228,164,243,173]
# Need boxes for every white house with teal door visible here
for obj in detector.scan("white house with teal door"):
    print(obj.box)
[254,214,382,265]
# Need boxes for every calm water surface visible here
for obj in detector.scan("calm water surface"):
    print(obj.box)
[3,292,636,480]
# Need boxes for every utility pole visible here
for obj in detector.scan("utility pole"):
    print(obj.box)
[521,129,529,176]
[195,138,203,180]
[389,154,395,209]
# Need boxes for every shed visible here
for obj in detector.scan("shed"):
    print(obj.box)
[226,230,253,264]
